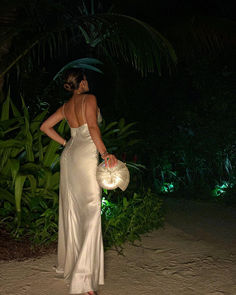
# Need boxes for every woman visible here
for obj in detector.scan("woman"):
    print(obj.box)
[40,68,118,295]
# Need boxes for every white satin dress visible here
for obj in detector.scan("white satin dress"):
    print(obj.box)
[56,95,104,294]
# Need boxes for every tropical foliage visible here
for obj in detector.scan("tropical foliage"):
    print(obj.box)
[139,58,236,205]
[0,92,163,249]
[0,0,177,94]
[102,188,164,253]
[0,91,66,242]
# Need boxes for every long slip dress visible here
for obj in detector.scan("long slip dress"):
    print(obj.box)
[56,95,104,294]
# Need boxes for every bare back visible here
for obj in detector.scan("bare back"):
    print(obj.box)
[62,94,99,128]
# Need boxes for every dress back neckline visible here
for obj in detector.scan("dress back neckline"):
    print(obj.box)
[63,95,101,129]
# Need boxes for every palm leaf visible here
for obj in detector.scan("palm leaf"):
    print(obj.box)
[0,5,177,81]
[163,16,236,59]
[102,128,120,138]
[102,121,118,132]
[53,57,103,81]
[0,40,39,79]
[126,162,146,171]
[94,13,177,75]
[118,130,139,139]
[118,122,138,135]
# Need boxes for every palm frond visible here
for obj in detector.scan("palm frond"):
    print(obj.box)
[53,57,103,81]
[163,16,236,60]
[0,5,177,81]
[78,13,177,75]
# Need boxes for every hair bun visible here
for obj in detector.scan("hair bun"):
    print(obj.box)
[63,68,85,92]
[64,82,74,92]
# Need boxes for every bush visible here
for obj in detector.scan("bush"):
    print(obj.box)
[0,93,164,251]
[102,187,164,253]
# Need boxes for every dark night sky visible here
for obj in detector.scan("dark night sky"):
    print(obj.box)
[110,0,235,23]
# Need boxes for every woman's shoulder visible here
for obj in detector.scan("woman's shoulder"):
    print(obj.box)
[84,93,97,104]
[85,93,97,99]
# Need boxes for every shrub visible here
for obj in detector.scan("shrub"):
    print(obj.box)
[0,93,164,250]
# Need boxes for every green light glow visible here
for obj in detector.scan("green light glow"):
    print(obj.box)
[101,196,118,218]
[212,181,234,197]
[160,182,174,193]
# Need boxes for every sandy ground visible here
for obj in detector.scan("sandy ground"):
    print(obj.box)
[0,198,235,295]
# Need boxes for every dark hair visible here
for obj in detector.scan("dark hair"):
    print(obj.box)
[63,68,85,92]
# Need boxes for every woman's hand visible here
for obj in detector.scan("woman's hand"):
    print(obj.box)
[102,153,118,168]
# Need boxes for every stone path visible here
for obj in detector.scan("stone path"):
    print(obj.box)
[0,199,235,295]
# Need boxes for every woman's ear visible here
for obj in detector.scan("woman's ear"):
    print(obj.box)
[79,80,84,89]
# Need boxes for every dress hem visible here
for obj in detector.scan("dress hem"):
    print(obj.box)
[69,282,105,294]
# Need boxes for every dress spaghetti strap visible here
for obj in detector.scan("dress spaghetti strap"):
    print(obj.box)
[62,103,69,125]
[63,95,87,128]
[62,103,66,118]
[81,95,87,124]
[63,102,72,128]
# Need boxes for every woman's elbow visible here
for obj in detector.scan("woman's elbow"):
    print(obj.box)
[40,123,47,132]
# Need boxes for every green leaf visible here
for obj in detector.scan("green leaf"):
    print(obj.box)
[1,89,10,121]
[9,158,20,185]
[37,131,44,162]
[10,100,23,123]
[102,128,120,138]
[0,187,15,204]
[53,57,103,80]
[103,121,118,132]
[0,139,25,148]
[123,197,129,208]
[21,95,34,161]
[126,139,142,146]
[118,118,125,129]
[30,109,48,133]
[26,175,37,197]
[118,122,138,135]
[48,172,60,190]
[103,188,108,195]
[14,174,27,226]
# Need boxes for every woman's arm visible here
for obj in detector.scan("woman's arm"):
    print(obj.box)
[40,106,66,146]
[83,94,118,167]
[85,94,107,155]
